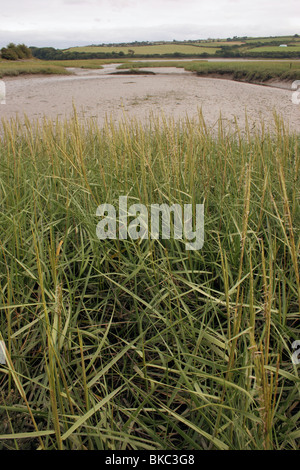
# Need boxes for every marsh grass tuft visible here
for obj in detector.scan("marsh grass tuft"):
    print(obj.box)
[119,60,300,83]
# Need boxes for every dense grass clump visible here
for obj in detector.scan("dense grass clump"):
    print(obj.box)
[184,60,300,82]
[0,111,299,450]
[119,60,300,83]
[0,60,71,78]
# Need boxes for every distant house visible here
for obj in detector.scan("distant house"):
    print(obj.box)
[279,44,288,47]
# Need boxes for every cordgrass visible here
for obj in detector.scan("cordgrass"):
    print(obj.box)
[0,60,72,78]
[184,60,300,82]
[0,59,135,77]
[0,109,299,450]
[119,60,300,83]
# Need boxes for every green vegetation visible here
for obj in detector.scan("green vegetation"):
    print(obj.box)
[3,57,300,84]
[196,41,245,46]
[244,36,300,43]
[248,46,300,53]
[0,60,71,78]
[30,46,130,61]
[1,55,299,86]
[0,58,135,78]
[66,44,220,56]
[0,43,32,61]
[184,60,300,81]
[0,36,295,63]
[55,36,300,59]
[119,60,300,83]
[0,110,299,450]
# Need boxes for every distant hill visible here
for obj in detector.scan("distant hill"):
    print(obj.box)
[28,35,300,60]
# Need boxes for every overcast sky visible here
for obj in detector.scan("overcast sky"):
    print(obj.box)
[0,0,299,48]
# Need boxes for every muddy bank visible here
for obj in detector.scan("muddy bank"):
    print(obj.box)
[191,73,294,90]
[136,67,295,90]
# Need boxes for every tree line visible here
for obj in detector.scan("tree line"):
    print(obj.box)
[30,46,300,60]
[1,43,299,61]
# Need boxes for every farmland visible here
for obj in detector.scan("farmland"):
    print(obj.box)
[65,44,220,56]
[61,36,300,59]
[248,46,300,53]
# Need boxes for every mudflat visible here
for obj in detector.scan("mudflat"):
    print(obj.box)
[1,64,299,132]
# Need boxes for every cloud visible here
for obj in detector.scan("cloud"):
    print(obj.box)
[0,0,298,48]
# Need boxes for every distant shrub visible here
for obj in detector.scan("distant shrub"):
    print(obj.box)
[0,43,32,60]
[16,44,32,58]
[1,47,18,60]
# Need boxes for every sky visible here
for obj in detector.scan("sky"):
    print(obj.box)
[0,0,299,49]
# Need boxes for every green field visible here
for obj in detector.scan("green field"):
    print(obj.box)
[244,36,300,43]
[195,41,245,46]
[0,110,299,450]
[66,44,220,55]
[64,36,300,58]
[248,46,300,53]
